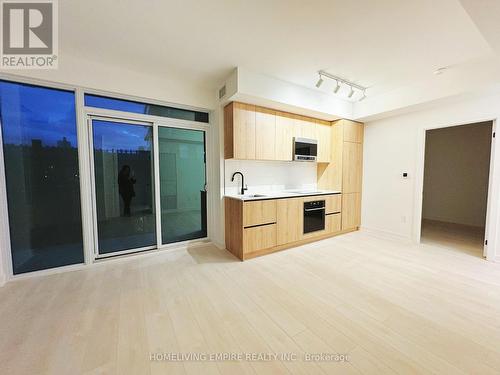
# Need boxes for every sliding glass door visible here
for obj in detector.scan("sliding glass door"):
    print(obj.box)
[89,117,207,257]
[90,118,156,256]
[158,127,207,244]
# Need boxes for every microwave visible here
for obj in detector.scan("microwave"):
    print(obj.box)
[293,137,317,161]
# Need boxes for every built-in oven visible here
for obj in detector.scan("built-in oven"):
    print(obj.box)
[293,137,317,161]
[303,200,325,234]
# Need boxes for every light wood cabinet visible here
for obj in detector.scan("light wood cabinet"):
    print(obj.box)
[275,111,294,161]
[277,198,302,245]
[343,120,364,143]
[295,115,317,140]
[255,106,276,160]
[317,120,343,190]
[342,193,361,230]
[243,224,277,253]
[325,194,342,214]
[243,200,277,227]
[342,142,363,194]
[316,119,331,163]
[224,102,256,159]
[326,213,342,234]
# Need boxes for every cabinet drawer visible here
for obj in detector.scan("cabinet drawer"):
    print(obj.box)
[325,194,341,214]
[243,200,277,227]
[243,224,277,254]
[326,213,341,233]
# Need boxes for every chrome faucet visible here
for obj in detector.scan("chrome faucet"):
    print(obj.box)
[231,171,248,195]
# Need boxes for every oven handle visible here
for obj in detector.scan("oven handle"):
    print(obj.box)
[304,207,326,212]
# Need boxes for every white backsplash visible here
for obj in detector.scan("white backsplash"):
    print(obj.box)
[224,160,317,195]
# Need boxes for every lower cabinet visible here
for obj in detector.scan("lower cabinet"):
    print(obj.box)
[243,224,277,253]
[277,198,302,245]
[225,194,347,260]
[342,193,361,230]
[326,213,342,233]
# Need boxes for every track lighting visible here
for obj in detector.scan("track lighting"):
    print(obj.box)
[333,80,340,94]
[315,70,367,100]
[315,75,324,88]
[348,86,355,98]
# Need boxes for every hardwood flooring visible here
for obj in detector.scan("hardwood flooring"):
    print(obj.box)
[1,230,500,374]
[421,219,485,258]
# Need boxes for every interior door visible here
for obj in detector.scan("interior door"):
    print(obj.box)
[89,117,156,256]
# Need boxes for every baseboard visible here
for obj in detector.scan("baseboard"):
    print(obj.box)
[360,226,412,243]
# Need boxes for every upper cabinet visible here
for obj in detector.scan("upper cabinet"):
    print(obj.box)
[343,120,364,143]
[295,115,317,140]
[255,106,276,160]
[275,111,294,161]
[224,102,256,160]
[316,119,331,163]
[225,102,331,163]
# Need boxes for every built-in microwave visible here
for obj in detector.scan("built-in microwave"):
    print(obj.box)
[293,137,317,161]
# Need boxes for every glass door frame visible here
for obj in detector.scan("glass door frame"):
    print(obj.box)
[86,111,209,260]
[88,115,158,258]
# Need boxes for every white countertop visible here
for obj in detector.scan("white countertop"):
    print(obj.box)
[224,190,341,201]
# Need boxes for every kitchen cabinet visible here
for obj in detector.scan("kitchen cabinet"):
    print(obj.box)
[243,200,277,227]
[316,119,331,163]
[342,142,363,194]
[224,102,256,159]
[255,106,276,160]
[342,193,361,230]
[275,111,294,161]
[277,198,302,245]
[325,194,341,214]
[326,213,342,233]
[225,193,344,260]
[243,224,277,253]
[295,115,317,140]
[343,120,364,143]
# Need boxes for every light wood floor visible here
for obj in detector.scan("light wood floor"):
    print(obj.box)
[421,219,485,258]
[2,230,500,374]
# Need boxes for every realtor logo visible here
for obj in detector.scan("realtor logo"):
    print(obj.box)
[1,0,58,68]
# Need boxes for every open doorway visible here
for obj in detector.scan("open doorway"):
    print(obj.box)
[421,121,493,257]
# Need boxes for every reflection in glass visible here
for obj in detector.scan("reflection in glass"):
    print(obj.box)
[0,80,84,274]
[92,120,156,254]
[159,127,207,244]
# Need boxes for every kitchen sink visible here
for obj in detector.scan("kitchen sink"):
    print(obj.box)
[245,194,267,198]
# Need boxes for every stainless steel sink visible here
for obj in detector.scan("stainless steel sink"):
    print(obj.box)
[245,194,267,198]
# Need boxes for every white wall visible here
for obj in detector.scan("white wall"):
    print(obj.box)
[224,160,317,196]
[422,123,492,227]
[362,93,500,261]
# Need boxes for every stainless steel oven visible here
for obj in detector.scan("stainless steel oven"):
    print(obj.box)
[303,200,325,234]
[294,137,317,161]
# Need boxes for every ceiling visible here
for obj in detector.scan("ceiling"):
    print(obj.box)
[60,0,500,117]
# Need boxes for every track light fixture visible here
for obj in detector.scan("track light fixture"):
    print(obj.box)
[315,75,324,88]
[348,86,355,98]
[315,70,367,100]
[333,80,340,94]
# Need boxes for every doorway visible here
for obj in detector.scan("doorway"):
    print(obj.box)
[420,121,493,257]
[89,115,207,258]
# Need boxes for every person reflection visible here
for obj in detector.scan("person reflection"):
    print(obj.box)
[118,165,136,217]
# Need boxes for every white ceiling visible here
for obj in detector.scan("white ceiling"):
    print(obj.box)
[60,0,500,117]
